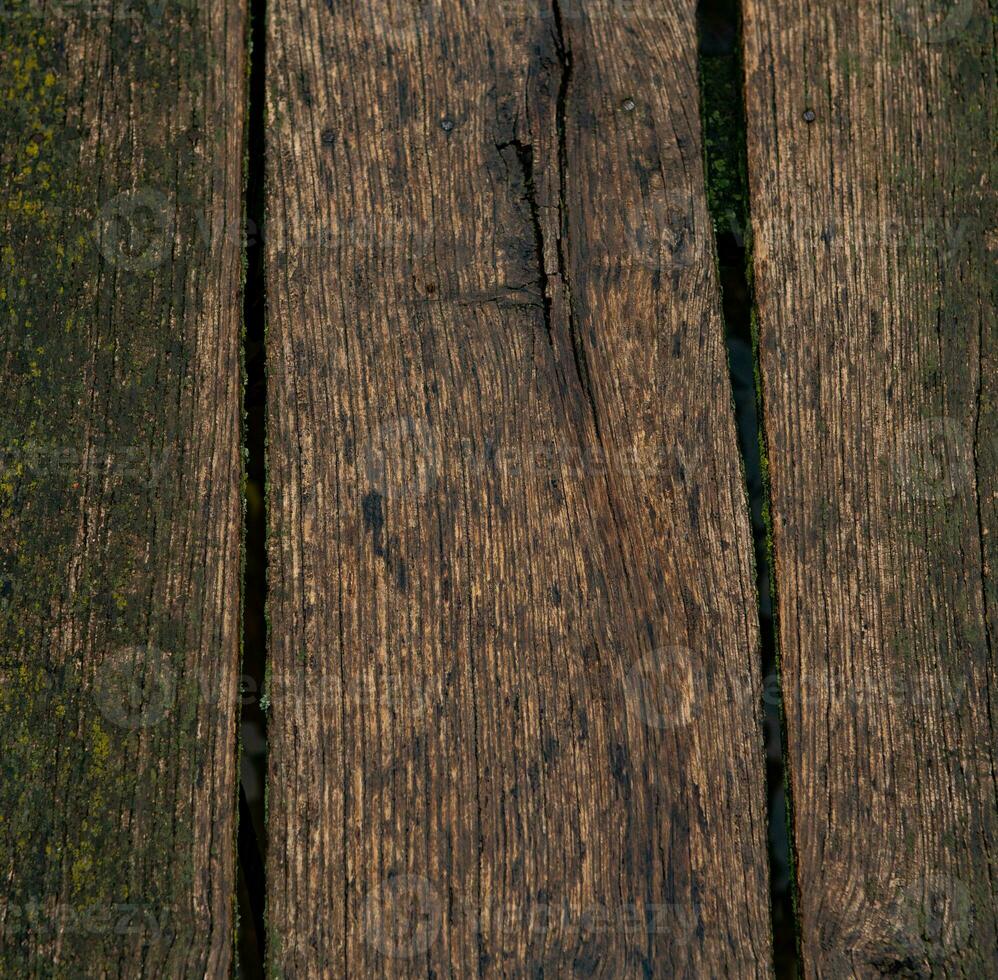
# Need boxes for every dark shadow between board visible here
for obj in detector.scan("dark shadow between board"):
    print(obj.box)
[236,0,269,971]
[697,0,800,973]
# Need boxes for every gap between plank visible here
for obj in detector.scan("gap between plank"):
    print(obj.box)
[696,0,800,972]
[237,0,269,971]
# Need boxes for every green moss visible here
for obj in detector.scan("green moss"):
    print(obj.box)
[699,51,748,235]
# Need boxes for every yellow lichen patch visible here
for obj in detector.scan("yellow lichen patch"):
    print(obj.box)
[89,720,112,768]
[70,852,94,894]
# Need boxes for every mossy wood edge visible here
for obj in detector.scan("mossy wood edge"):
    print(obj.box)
[0,2,247,975]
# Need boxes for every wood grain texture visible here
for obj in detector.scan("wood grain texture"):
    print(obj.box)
[743,0,997,974]
[0,1,246,974]
[265,0,772,975]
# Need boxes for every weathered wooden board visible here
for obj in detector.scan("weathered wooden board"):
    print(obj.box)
[743,0,997,974]
[0,2,246,974]
[265,0,772,974]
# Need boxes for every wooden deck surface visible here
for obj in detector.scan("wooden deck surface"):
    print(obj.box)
[0,0,994,976]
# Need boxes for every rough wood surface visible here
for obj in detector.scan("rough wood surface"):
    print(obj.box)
[0,2,246,975]
[264,0,772,975]
[743,0,997,974]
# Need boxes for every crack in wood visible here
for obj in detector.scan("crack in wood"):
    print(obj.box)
[550,0,603,445]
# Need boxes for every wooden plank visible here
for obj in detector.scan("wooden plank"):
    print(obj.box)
[0,2,246,974]
[743,0,997,974]
[265,0,772,974]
